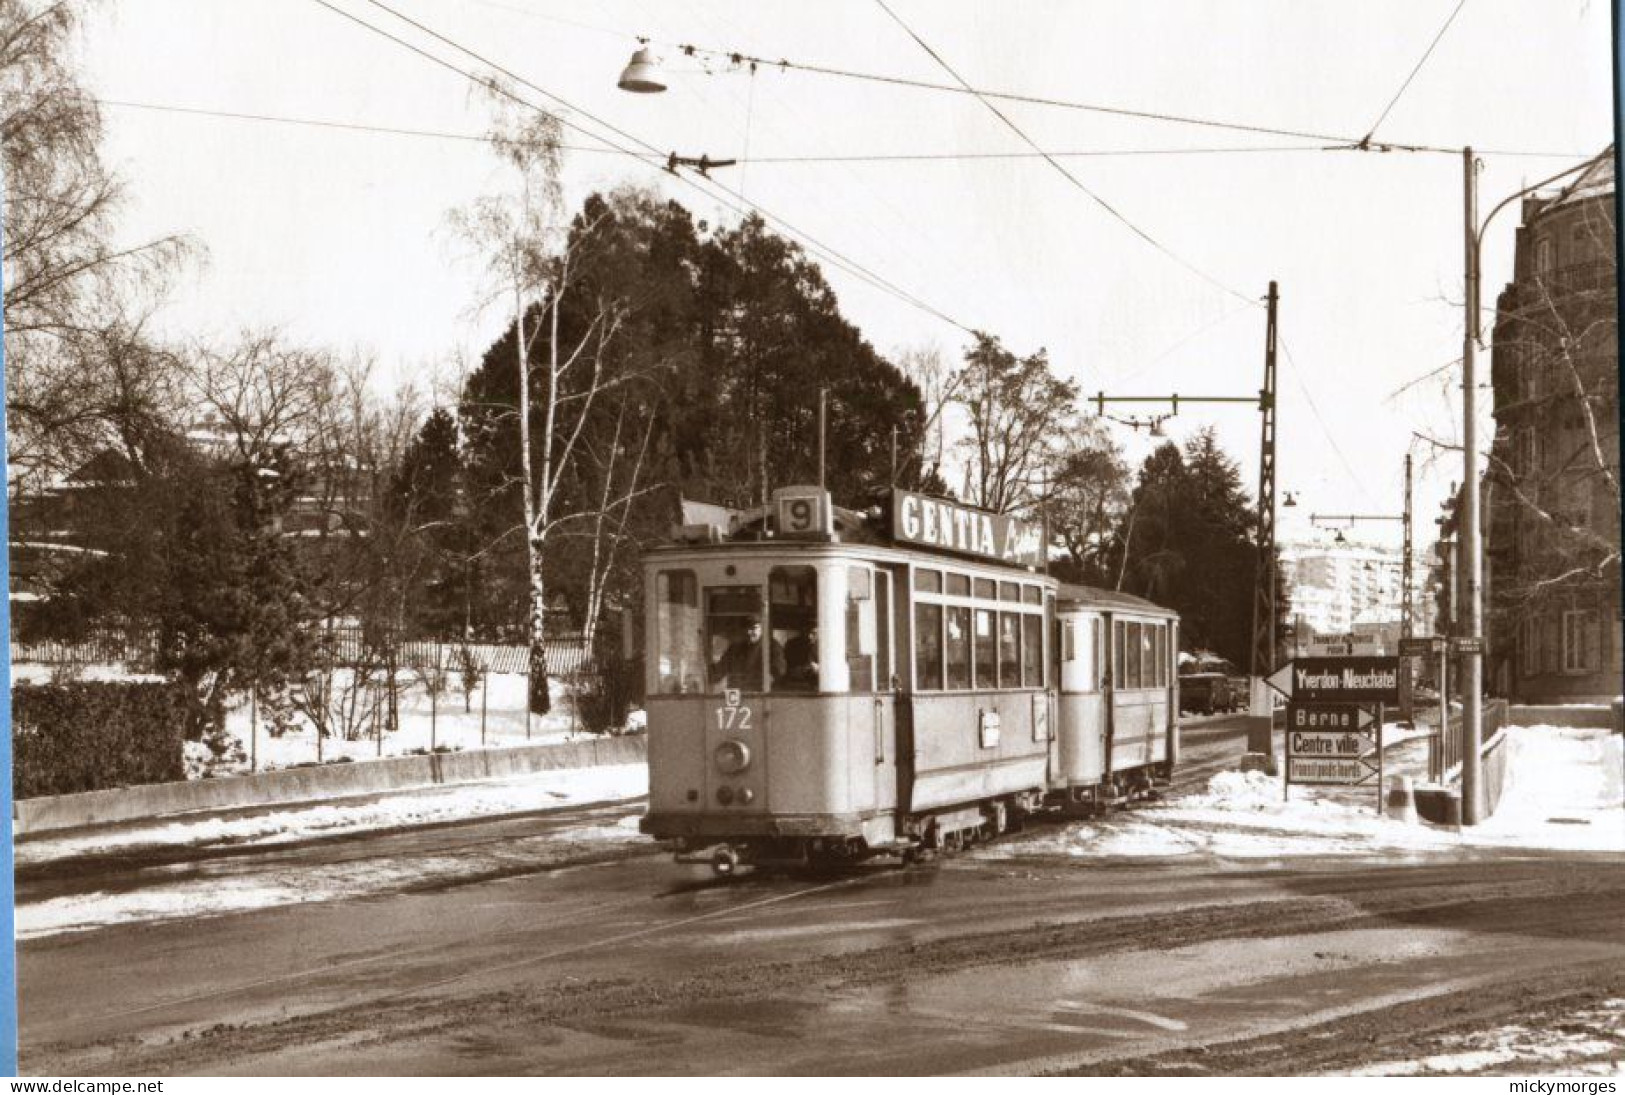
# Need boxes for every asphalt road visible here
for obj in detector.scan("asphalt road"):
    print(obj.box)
[18,713,1625,1076]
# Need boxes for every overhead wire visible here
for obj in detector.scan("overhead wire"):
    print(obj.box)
[308,0,977,336]
[91,97,1596,167]
[350,0,977,335]
[1278,334,1375,505]
[872,0,1259,309]
[641,31,1585,159]
[87,99,1389,161]
[1362,0,1470,145]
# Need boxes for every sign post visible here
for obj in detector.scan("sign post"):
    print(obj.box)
[1399,637,1447,780]
[1271,657,1397,810]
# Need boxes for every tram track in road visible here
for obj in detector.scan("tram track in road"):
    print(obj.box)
[15,796,656,905]
[19,855,872,1066]
[26,854,1625,1075]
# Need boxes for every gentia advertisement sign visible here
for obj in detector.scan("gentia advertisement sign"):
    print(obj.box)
[892,490,1043,567]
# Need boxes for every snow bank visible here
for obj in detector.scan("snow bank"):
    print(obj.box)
[989,724,1624,862]
[15,763,649,866]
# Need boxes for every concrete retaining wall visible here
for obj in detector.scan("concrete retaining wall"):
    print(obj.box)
[1508,704,1618,730]
[15,735,648,835]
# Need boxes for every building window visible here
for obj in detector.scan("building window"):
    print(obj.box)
[1520,617,1540,678]
[1563,610,1600,674]
[1516,427,1539,476]
[1535,236,1554,274]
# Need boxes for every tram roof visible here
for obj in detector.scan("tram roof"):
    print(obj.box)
[1055,582,1177,618]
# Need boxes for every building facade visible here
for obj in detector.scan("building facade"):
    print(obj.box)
[1485,150,1620,702]
[1280,538,1422,649]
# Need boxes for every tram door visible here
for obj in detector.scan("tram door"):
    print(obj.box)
[865,567,899,818]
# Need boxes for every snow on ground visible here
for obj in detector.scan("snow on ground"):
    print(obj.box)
[14,764,650,938]
[11,663,639,776]
[11,664,165,685]
[989,725,1624,861]
[15,763,648,866]
[1349,997,1625,1076]
[214,672,589,773]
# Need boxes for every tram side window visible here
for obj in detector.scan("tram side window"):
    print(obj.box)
[1022,613,1043,687]
[1092,619,1103,689]
[707,586,772,692]
[946,606,972,689]
[1125,621,1143,689]
[876,570,893,689]
[846,566,875,692]
[1140,623,1157,688]
[974,608,996,687]
[1113,621,1126,689]
[1151,623,1165,686]
[655,570,703,694]
[1061,621,1075,662]
[915,603,943,690]
[771,566,818,693]
[998,612,1020,686]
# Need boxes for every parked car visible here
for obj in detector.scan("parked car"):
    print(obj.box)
[1179,670,1232,715]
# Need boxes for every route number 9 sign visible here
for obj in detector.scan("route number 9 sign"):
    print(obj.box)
[777,489,829,535]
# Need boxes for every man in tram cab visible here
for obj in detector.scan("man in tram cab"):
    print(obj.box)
[713,614,785,690]
[781,625,819,691]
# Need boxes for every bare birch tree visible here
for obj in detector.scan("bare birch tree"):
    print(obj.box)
[954,333,1079,514]
[2,0,193,487]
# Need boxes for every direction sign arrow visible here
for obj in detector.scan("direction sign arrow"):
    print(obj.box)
[1265,661,1295,699]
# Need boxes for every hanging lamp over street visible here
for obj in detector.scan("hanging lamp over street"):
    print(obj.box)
[618,46,667,93]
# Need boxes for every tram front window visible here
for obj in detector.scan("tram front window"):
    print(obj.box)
[706,587,779,692]
[771,565,818,692]
[654,570,703,694]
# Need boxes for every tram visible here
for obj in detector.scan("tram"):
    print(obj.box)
[639,485,1179,873]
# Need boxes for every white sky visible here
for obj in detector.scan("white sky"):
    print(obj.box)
[75,0,1616,549]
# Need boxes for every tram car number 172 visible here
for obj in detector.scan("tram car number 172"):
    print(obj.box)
[638,486,1181,875]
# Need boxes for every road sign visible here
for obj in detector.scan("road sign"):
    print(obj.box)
[1399,636,1445,657]
[1451,636,1485,655]
[1288,757,1380,785]
[1286,702,1376,735]
[1271,656,1400,703]
[1265,661,1296,699]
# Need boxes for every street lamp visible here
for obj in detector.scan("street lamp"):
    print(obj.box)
[617,44,668,93]
[1457,145,1609,823]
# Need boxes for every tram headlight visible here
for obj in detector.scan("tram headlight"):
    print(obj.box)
[738,787,755,804]
[714,739,752,775]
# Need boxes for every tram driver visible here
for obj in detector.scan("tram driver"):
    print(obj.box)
[712,614,786,691]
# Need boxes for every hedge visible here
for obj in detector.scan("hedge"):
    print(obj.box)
[12,682,189,799]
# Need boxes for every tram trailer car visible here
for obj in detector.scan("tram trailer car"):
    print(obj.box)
[639,487,1180,874]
